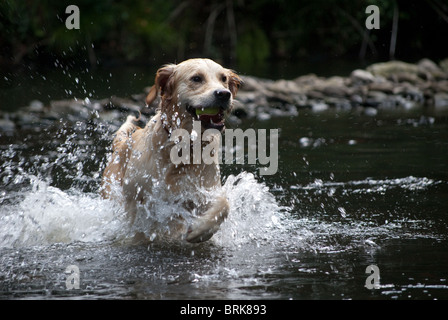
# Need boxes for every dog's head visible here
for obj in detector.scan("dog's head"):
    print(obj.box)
[146,58,242,132]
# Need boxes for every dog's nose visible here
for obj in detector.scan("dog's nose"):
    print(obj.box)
[214,89,231,101]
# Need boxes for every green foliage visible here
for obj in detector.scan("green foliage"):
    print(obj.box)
[237,26,270,68]
[1,0,447,68]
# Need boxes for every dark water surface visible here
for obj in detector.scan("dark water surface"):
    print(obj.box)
[1,106,447,300]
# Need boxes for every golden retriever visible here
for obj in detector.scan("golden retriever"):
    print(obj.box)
[100,58,242,243]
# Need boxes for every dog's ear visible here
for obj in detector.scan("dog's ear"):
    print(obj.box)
[145,64,176,105]
[145,85,158,106]
[228,71,243,97]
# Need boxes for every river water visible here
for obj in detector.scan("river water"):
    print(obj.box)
[1,102,447,300]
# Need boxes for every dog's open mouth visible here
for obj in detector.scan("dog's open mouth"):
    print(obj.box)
[187,105,226,131]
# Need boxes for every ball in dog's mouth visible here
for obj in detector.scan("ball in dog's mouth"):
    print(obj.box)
[188,106,226,131]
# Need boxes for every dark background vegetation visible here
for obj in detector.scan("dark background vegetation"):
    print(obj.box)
[1,0,448,74]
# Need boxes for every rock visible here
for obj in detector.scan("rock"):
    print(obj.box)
[440,58,448,73]
[350,94,363,106]
[364,107,378,117]
[392,95,420,110]
[50,99,85,115]
[268,79,303,95]
[28,100,45,112]
[389,72,422,84]
[14,110,49,129]
[257,112,271,121]
[418,58,446,80]
[321,85,350,98]
[107,96,142,113]
[325,97,352,110]
[367,61,420,78]
[311,101,329,112]
[431,80,448,93]
[130,93,146,103]
[294,74,320,86]
[234,91,258,104]
[240,75,270,94]
[99,110,123,123]
[368,81,395,94]
[366,90,388,105]
[0,114,15,132]
[232,61,447,115]
[350,69,376,84]
[266,91,295,105]
[306,90,326,100]
[434,92,448,109]
[392,83,424,102]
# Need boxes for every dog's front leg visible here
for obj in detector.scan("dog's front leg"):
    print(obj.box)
[186,195,229,243]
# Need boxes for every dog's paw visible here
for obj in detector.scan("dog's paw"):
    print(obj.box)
[186,223,217,243]
[185,197,229,243]
[186,216,222,243]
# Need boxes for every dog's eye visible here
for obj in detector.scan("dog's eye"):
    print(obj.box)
[221,75,227,83]
[191,76,202,83]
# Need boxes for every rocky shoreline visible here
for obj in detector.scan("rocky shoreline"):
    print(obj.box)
[1,58,448,132]
[235,58,448,119]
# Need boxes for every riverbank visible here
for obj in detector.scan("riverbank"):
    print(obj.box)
[235,58,448,119]
[1,58,448,132]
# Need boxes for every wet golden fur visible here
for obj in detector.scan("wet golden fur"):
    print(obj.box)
[101,59,242,243]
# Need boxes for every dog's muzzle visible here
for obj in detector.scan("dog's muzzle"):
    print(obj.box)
[186,89,232,131]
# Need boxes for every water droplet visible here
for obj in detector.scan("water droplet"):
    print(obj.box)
[299,137,311,147]
[302,156,309,166]
[75,77,79,84]
[338,207,347,218]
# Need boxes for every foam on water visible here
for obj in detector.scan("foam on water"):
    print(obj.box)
[0,164,442,251]
[215,172,285,246]
[0,175,128,247]
[0,166,285,249]
[0,117,287,249]
[292,176,439,193]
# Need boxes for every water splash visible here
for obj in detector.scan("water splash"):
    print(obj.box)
[0,139,443,251]
[0,122,444,252]
[0,120,285,248]
[0,176,128,248]
[0,169,284,249]
[215,172,285,247]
